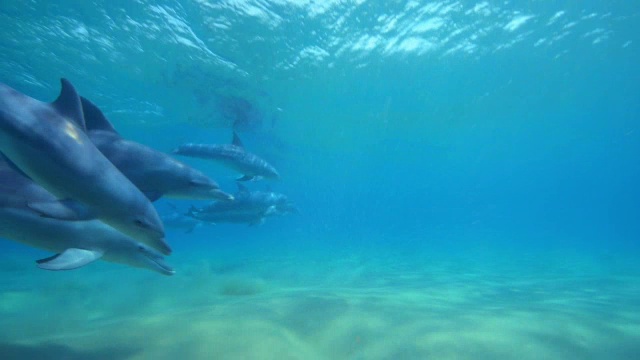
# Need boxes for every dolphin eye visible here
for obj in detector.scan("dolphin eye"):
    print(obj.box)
[133,219,149,229]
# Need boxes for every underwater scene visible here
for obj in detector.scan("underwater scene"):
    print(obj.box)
[0,1,639,359]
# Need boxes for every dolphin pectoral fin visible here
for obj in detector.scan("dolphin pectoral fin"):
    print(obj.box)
[27,200,94,220]
[236,175,255,182]
[36,248,103,271]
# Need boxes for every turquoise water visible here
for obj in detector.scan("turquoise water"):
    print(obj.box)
[1,1,639,359]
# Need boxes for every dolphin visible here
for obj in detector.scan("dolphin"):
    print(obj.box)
[0,168,174,275]
[0,79,170,254]
[0,207,175,275]
[80,97,234,202]
[172,132,280,181]
[187,183,298,226]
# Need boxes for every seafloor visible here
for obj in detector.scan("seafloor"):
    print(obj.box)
[0,231,638,360]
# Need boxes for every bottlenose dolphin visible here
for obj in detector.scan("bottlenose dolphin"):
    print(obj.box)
[0,79,170,255]
[172,132,280,181]
[0,207,174,275]
[80,97,234,202]
[187,183,298,226]
[0,168,174,275]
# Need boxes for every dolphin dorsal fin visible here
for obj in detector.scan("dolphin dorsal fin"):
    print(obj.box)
[80,96,119,135]
[232,132,244,148]
[52,78,87,131]
[236,182,249,193]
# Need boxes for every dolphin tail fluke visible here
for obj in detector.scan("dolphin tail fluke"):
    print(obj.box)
[36,248,103,271]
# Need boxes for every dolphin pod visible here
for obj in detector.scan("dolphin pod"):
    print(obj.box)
[0,79,170,255]
[0,78,294,275]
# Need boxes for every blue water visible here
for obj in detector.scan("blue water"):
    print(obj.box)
[1,1,639,359]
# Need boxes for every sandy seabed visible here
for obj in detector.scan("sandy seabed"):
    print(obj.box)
[0,239,639,360]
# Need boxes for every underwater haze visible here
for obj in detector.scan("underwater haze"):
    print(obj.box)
[1,1,639,359]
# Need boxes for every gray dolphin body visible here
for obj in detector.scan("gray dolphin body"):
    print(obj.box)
[172,132,280,182]
[0,161,91,220]
[0,207,174,275]
[80,97,233,202]
[0,79,170,254]
[187,183,298,226]
[0,168,174,275]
